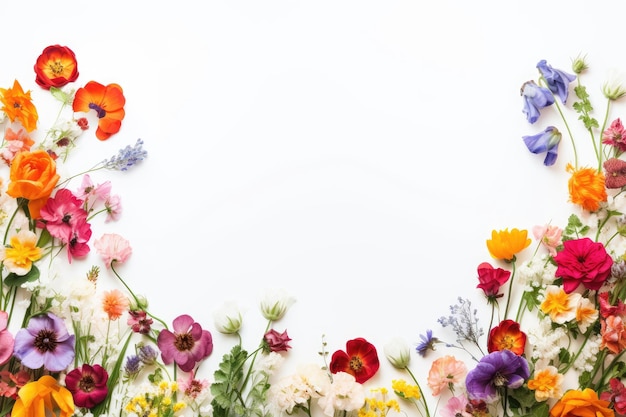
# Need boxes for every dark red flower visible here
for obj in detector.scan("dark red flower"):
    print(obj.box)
[487,319,526,355]
[329,337,379,383]
[127,310,153,334]
[64,363,108,408]
[600,377,626,414]
[476,262,510,299]
[34,45,79,90]
[598,292,626,318]
[263,329,292,352]
[604,157,626,189]
[554,237,613,293]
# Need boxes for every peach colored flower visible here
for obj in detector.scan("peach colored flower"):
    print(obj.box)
[2,126,34,164]
[527,365,563,402]
[93,233,132,267]
[427,355,467,396]
[601,315,626,354]
[541,285,579,324]
[532,224,563,257]
[102,289,129,320]
[576,297,599,333]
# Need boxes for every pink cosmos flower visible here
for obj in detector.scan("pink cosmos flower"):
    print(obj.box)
[440,395,473,417]
[77,174,111,211]
[157,314,213,372]
[554,237,613,293]
[532,224,563,257]
[94,233,132,267]
[0,311,14,366]
[427,355,468,396]
[104,194,122,222]
[602,118,626,153]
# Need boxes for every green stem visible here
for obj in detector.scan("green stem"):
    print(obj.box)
[503,259,517,320]
[404,366,430,417]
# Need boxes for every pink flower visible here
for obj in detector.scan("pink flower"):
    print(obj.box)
[598,291,626,318]
[554,237,613,293]
[427,355,468,396]
[440,395,473,417]
[157,314,213,372]
[532,224,563,257]
[94,233,132,267]
[77,174,111,210]
[178,370,210,400]
[127,310,153,334]
[600,377,626,414]
[0,312,14,366]
[602,118,626,153]
[476,262,510,299]
[603,157,626,189]
[600,315,626,354]
[263,329,292,353]
[104,194,122,222]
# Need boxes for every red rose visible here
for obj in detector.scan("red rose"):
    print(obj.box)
[34,45,79,89]
[476,262,511,299]
[554,237,613,293]
[263,329,292,352]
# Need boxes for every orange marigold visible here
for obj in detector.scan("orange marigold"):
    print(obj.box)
[102,289,129,320]
[486,228,531,262]
[0,80,38,132]
[549,388,614,417]
[566,163,607,212]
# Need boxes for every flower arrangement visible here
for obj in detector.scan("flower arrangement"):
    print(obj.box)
[7,44,626,417]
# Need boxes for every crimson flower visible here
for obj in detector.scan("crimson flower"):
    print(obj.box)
[476,262,510,300]
[34,45,79,90]
[157,314,213,372]
[263,329,292,353]
[64,364,108,408]
[487,319,526,355]
[554,237,613,293]
[600,377,626,414]
[329,337,379,383]
[598,291,626,318]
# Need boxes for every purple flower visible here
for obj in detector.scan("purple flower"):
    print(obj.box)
[537,59,576,103]
[416,329,439,357]
[13,312,75,372]
[157,314,213,372]
[523,126,562,166]
[520,80,555,124]
[465,349,529,402]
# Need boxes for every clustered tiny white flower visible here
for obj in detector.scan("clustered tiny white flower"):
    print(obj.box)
[527,316,568,369]
[317,372,365,417]
[573,333,601,373]
[254,351,284,375]
[268,364,329,415]
[517,259,557,290]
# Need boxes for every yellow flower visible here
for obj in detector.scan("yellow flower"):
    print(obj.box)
[540,285,578,324]
[566,163,607,212]
[486,228,531,261]
[527,365,564,402]
[12,375,74,417]
[0,79,38,132]
[391,379,420,400]
[0,230,42,275]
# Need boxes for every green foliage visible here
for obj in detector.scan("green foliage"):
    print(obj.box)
[573,85,599,130]
[211,344,249,417]
[4,265,39,287]
[509,385,550,417]
[563,214,589,240]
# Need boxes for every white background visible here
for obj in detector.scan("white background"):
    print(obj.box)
[2,0,625,408]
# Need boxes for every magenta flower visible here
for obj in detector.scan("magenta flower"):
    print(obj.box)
[263,329,292,352]
[0,311,14,366]
[157,314,213,372]
[554,237,613,293]
[600,377,626,414]
[94,233,132,267]
[465,349,529,402]
[476,262,510,300]
[127,310,153,334]
[77,174,111,211]
[64,363,109,408]
[602,118,626,153]
[13,312,75,372]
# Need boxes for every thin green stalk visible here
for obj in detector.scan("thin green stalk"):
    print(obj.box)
[503,260,517,320]
[404,366,430,417]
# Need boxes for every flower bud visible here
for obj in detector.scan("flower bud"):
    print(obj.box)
[213,301,243,334]
[383,337,411,369]
[571,54,588,74]
[129,294,149,311]
[260,289,295,321]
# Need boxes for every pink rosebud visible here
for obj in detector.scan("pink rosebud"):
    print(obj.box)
[263,329,292,353]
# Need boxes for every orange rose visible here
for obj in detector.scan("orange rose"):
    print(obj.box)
[549,388,614,417]
[6,150,60,219]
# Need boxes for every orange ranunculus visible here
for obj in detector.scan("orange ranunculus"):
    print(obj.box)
[566,163,607,212]
[549,388,614,417]
[487,319,526,355]
[0,80,38,132]
[6,150,60,219]
[486,228,531,262]
[72,81,125,140]
[34,45,79,90]
[12,375,74,417]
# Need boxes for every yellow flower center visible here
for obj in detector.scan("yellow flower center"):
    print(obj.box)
[49,60,65,76]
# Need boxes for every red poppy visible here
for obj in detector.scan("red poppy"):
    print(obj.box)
[487,319,526,355]
[34,45,79,90]
[476,262,510,300]
[64,364,108,408]
[72,81,125,140]
[329,337,379,383]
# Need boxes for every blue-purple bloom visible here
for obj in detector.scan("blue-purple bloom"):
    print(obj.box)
[102,138,147,171]
[522,126,562,166]
[13,312,76,372]
[537,59,576,103]
[416,329,439,357]
[465,349,530,402]
[521,80,555,124]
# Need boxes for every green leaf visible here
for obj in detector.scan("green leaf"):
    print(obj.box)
[49,86,74,105]
[4,265,40,287]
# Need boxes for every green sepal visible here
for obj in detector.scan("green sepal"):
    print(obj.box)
[4,265,40,287]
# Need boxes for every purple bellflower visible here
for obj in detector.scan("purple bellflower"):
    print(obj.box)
[523,126,562,166]
[465,349,530,403]
[537,59,576,104]
[521,80,554,124]
[13,312,76,372]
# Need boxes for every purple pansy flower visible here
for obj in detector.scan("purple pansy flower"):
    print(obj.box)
[520,80,555,124]
[465,349,529,402]
[523,126,562,166]
[157,314,213,372]
[13,312,75,372]
[537,59,576,104]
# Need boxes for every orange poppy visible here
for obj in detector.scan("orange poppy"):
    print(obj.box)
[34,45,79,89]
[0,80,38,132]
[487,319,527,355]
[72,81,125,140]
